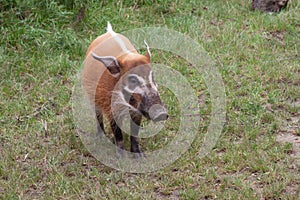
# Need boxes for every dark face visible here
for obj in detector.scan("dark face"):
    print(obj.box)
[121,65,168,122]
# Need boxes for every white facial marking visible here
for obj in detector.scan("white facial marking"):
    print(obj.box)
[124,86,144,95]
[123,86,134,94]
[111,91,138,122]
[111,91,133,109]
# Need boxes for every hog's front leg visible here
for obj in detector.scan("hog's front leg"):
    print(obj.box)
[130,111,144,158]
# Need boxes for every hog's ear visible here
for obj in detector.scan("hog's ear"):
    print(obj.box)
[144,40,151,61]
[91,52,120,75]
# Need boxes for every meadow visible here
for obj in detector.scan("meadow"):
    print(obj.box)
[1,0,299,199]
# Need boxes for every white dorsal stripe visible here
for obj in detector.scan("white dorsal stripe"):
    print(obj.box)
[106,21,132,55]
[107,21,113,32]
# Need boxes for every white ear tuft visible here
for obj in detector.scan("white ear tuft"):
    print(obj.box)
[107,21,113,32]
[144,40,151,57]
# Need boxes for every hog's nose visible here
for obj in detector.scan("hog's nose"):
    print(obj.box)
[149,104,168,122]
[153,112,169,122]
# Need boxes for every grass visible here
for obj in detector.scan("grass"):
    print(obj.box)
[1,0,300,199]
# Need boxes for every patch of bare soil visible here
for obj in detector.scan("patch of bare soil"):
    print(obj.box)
[277,132,300,164]
[276,99,300,166]
[262,30,286,46]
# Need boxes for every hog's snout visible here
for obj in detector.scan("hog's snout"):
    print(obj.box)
[153,112,169,122]
[149,104,169,122]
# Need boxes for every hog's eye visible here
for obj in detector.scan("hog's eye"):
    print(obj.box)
[128,77,138,85]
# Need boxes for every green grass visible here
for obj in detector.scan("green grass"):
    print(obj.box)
[1,0,300,199]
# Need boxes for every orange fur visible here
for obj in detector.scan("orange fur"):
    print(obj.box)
[82,29,151,121]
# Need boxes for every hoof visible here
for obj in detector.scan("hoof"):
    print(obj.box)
[131,146,145,159]
[116,147,126,159]
[132,152,145,159]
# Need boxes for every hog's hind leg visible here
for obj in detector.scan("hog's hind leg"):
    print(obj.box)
[95,106,105,138]
[110,120,125,158]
